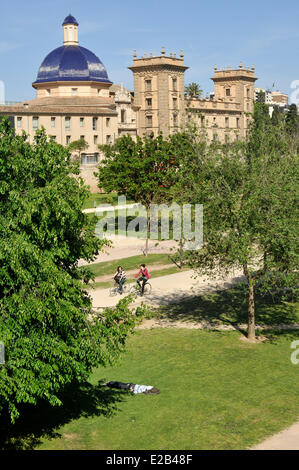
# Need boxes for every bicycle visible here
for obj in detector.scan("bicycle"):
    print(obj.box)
[130,279,152,296]
[109,282,130,297]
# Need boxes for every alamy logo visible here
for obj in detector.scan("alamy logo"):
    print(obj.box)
[95,196,203,250]
[290,80,299,105]
[291,340,299,365]
[0,80,5,105]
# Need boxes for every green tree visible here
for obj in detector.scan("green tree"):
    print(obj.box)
[97,134,180,255]
[174,116,298,341]
[0,120,141,422]
[271,105,283,126]
[184,82,203,99]
[68,138,89,162]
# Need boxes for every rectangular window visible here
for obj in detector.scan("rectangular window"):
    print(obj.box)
[81,154,99,164]
[94,135,98,145]
[146,98,152,109]
[146,115,152,127]
[201,116,205,126]
[66,135,71,145]
[65,117,71,130]
[236,117,240,128]
[172,78,177,91]
[106,117,110,127]
[121,110,126,123]
[72,88,77,96]
[173,114,178,126]
[46,89,51,96]
[32,116,39,130]
[226,88,231,97]
[92,117,98,131]
[225,117,229,128]
[145,79,152,91]
[173,98,177,109]
[50,135,56,142]
[80,135,85,141]
[80,117,84,127]
[51,117,56,128]
[247,88,250,98]
[106,135,111,144]
[17,117,22,128]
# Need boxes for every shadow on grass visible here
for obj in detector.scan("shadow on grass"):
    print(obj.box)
[156,283,298,328]
[0,380,127,450]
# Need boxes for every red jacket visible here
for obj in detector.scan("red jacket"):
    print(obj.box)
[135,268,150,279]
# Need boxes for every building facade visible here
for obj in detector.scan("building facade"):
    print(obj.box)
[0,14,272,190]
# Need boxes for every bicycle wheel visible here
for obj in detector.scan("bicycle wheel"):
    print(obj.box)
[143,283,152,295]
[109,286,118,296]
[122,284,130,294]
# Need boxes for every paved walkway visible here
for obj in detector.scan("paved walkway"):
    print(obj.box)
[90,267,245,309]
[251,421,299,450]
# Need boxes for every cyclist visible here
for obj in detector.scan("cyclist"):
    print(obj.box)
[113,266,126,294]
[134,264,150,296]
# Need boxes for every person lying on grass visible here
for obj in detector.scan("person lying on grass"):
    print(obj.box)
[103,381,160,395]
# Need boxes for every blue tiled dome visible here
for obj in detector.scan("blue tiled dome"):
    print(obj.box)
[62,14,79,26]
[33,45,111,84]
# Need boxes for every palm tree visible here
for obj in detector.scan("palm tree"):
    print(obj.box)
[184,82,203,99]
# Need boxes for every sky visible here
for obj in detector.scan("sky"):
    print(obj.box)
[1,0,299,102]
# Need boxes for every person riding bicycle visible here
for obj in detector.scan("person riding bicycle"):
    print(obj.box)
[134,264,150,296]
[113,266,126,294]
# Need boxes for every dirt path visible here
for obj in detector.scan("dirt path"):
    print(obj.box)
[90,267,246,309]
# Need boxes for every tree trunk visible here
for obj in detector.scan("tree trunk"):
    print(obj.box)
[247,280,256,340]
[243,264,256,341]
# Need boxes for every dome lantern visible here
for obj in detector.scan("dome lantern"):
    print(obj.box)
[62,14,79,46]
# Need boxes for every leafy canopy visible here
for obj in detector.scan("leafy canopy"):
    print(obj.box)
[0,120,141,421]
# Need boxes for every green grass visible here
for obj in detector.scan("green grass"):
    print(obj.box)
[82,193,134,210]
[3,329,299,450]
[87,254,174,278]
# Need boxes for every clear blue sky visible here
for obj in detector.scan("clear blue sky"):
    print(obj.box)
[1,0,299,101]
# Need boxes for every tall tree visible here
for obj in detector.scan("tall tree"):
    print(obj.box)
[68,138,89,162]
[97,134,180,255]
[0,119,141,422]
[285,103,299,136]
[174,114,298,341]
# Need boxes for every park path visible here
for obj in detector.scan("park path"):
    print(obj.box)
[79,236,178,266]
[251,421,299,450]
[90,267,245,310]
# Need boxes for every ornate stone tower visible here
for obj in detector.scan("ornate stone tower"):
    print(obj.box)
[129,49,188,137]
[212,63,257,137]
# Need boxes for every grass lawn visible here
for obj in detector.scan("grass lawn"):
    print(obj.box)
[87,254,174,278]
[3,329,299,450]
